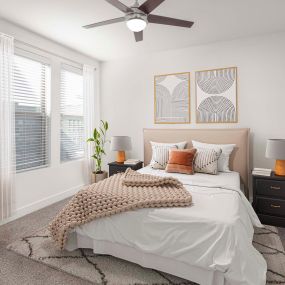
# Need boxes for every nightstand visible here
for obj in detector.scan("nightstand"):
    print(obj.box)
[108,161,143,177]
[253,172,285,227]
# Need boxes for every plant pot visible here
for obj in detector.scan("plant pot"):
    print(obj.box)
[91,171,108,184]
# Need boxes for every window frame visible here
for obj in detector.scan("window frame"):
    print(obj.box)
[13,48,52,173]
[60,64,84,163]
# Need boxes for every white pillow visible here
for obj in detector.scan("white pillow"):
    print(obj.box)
[192,140,236,172]
[150,141,187,169]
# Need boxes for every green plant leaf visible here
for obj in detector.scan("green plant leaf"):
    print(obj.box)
[89,121,109,172]
[93,128,97,139]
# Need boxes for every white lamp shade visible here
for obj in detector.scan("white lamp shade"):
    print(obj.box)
[110,136,132,151]
[266,139,285,160]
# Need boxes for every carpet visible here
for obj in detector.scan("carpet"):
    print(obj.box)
[7,225,285,285]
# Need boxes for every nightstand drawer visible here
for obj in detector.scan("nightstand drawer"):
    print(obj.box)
[109,166,126,176]
[108,161,143,177]
[256,179,285,198]
[256,197,285,217]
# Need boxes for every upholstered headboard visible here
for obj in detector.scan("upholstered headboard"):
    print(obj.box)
[143,128,250,198]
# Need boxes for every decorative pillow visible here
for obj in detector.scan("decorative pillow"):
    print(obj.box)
[192,140,235,172]
[166,148,197,175]
[194,148,222,175]
[150,141,187,169]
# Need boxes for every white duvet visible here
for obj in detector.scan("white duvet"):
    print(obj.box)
[71,167,267,285]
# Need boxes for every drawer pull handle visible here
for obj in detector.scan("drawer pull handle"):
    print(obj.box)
[270,186,281,190]
[270,204,281,208]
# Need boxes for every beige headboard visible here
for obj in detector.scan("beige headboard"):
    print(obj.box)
[143,128,250,198]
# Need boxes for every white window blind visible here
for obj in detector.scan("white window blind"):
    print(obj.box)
[60,67,84,162]
[12,55,51,172]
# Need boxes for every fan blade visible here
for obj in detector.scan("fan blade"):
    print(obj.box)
[139,0,165,14]
[134,31,143,42]
[105,0,132,13]
[83,17,125,29]
[148,14,194,28]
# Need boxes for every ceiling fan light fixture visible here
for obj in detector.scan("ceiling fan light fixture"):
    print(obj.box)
[125,12,148,32]
[126,18,147,32]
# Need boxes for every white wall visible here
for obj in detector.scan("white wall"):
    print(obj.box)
[101,32,285,172]
[2,18,285,221]
[0,19,100,222]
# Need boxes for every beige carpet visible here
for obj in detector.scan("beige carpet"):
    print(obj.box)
[7,225,285,285]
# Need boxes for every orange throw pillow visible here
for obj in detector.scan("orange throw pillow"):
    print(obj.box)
[165,148,197,175]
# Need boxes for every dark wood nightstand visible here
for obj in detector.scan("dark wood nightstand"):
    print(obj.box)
[253,172,285,227]
[108,161,143,177]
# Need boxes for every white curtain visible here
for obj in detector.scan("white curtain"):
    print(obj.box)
[0,33,15,221]
[83,65,100,184]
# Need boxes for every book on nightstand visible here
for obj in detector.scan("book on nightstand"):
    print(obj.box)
[252,168,272,176]
[124,159,140,165]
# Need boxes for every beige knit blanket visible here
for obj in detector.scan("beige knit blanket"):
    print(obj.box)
[49,168,192,249]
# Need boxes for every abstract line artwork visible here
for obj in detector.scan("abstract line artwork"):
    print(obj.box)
[154,72,190,124]
[196,67,237,123]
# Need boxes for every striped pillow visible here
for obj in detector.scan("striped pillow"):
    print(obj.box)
[194,148,222,175]
[150,141,187,169]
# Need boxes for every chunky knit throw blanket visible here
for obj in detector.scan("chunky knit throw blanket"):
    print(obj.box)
[121,168,184,187]
[49,168,192,250]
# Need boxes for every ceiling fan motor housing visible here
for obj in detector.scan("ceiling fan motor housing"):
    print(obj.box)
[125,8,148,25]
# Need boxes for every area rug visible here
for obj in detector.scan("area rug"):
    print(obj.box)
[7,225,285,285]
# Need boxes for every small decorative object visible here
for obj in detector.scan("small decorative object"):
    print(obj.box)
[266,139,285,176]
[87,120,109,183]
[154,72,190,124]
[110,136,132,163]
[196,67,237,123]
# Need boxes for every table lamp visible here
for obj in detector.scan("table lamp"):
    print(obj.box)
[110,136,132,163]
[266,139,285,176]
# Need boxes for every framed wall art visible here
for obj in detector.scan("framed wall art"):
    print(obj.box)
[154,72,190,124]
[195,67,237,123]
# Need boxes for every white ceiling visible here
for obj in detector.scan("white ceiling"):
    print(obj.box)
[0,0,285,61]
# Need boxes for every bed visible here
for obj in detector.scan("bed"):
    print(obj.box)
[65,128,267,285]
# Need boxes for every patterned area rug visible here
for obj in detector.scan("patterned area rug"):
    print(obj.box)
[7,225,285,285]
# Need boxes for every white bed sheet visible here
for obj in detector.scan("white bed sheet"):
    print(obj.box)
[67,167,266,285]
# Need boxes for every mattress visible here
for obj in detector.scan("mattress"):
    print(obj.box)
[66,167,266,285]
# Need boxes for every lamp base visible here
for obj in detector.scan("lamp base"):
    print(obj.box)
[275,160,285,176]
[116,151,126,163]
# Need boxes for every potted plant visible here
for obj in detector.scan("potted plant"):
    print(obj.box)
[87,120,109,183]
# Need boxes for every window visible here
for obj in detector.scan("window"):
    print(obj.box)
[60,66,84,162]
[12,55,51,172]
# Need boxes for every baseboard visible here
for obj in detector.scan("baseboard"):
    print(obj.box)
[0,184,84,226]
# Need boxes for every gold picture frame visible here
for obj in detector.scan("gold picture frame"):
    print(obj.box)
[195,67,238,124]
[154,72,190,124]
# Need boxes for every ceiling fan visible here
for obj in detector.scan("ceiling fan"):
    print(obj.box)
[83,0,194,42]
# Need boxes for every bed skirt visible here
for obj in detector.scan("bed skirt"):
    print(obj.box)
[65,232,225,285]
